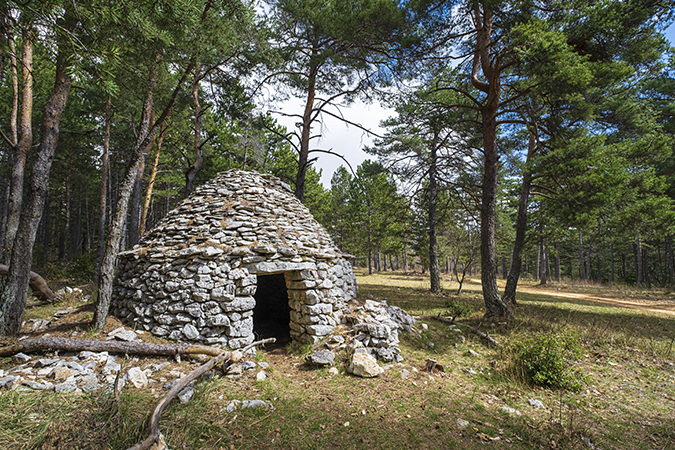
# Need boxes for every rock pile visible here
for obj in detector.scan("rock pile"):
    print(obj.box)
[111,170,357,348]
[343,298,415,363]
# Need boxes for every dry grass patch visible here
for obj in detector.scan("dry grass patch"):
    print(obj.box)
[0,271,673,449]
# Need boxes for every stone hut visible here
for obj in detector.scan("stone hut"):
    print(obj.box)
[111,170,357,349]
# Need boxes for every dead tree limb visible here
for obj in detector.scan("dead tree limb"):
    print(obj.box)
[422,315,500,346]
[0,336,231,357]
[0,264,59,302]
[128,338,275,450]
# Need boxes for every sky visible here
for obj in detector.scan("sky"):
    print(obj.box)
[274,23,675,188]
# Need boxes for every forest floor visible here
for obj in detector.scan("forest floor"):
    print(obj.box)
[1,272,674,450]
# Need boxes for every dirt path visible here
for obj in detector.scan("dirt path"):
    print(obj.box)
[468,279,675,317]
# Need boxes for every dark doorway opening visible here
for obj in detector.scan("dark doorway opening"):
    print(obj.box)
[253,274,291,345]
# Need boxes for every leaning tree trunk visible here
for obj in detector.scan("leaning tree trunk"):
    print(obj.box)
[139,126,164,236]
[428,140,441,294]
[503,131,536,303]
[93,61,194,330]
[0,26,73,335]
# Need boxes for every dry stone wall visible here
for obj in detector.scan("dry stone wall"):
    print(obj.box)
[112,170,357,348]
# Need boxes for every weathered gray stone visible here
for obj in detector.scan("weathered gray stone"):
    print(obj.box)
[305,350,335,366]
[182,324,199,340]
[12,353,31,364]
[127,367,148,389]
[348,353,383,378]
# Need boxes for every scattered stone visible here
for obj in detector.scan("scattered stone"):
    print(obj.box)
[400,369,410,379]
[456,418,470,430]
[22,380,54,391]
[241,361,257,371]
[241,399,271,410]
[78,374,100,392]
[257,362,269,369]
[467,349,480,357]
[255,371,266,381]
[305,350,335,366]
[50,366,73,381]
[348,353,383,378]
[328,367,339,376]
[102,358,121,375]
[0,376,20,390]
[53,308,73,319]
[54,377,80,394]
[226,400,241,412]
[127,367,148,389]
[27,319,50,332]
[528,398,545,409]
[150,362,170,372]
[112,329,138,342]
[500,406,521,415]
[12,353,32,364]
[178,383,195,404]
[224,363,243,377]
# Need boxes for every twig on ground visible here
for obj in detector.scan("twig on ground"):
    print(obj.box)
[127,338,275,450]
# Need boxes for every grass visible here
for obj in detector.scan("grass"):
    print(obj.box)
[1,271,674,449]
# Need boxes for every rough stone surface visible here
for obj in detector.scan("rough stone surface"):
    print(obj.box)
[340,298,414,363]
[305,350,335,366]
[111,170,358,347]
[127,367,148,389]
[348,352,384,378]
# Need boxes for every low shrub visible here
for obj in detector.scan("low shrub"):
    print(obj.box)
[515,331,584,391]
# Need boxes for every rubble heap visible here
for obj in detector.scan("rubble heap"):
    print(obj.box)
[111,170,357,348]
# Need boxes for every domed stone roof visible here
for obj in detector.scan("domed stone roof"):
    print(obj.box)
[112,170,357,349]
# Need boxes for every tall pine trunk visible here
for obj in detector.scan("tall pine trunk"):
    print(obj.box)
[95,97,111,283]
[0,23,73,335]
[3,30,33,264]
[185,64,203,198]
[93,60,194,330]
[429,140,441,294]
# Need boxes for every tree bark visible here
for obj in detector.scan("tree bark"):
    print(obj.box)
[668,235,674,290]
[139,127,164,237]
[93,60,195,330]
[471,2,512,319]
[555,241,561,282]
[636,233,642,288]
[579,231,586,282]
[185,63,203,198]
[95,97,112,284]
[3,30,33,265]
[0,18,74,335]
[59,147,74,260]
[295,52,318,203]
[429,140,441,294]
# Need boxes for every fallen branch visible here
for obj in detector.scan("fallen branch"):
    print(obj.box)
[0,336,231,358]
[0,264,60,302]
[422,315,500,347]
[128,338,275,450]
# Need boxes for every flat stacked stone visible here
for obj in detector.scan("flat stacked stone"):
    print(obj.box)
[111,170,357,348]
